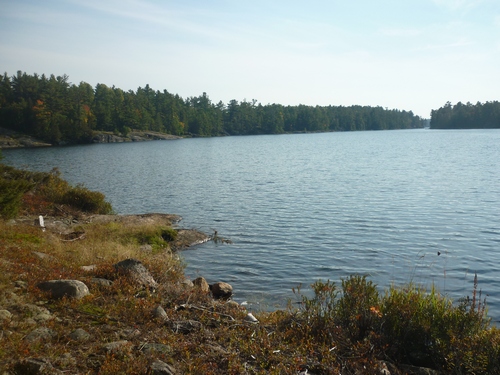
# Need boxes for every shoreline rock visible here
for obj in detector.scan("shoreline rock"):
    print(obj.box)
[0,127,182,149]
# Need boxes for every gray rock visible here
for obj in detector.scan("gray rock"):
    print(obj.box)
[193,277,210,293]
[118,327,141,339]
[33,312,52,322]
[25,327,56,342]
[114,258,158,288]
[210,281,233,300]
[152,305,168,320]
[37,280,90,299]
[69,328,91,341]
[181,278,194,288]
[171,320,202,334]
[150,360,177,375]
[0,310,12,321]
[139,343,172,354]
[101,340,130,353]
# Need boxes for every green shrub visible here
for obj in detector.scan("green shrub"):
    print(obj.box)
[161,227,178,242]
[59,184,113,214]
[0,178,32,219]
[337,275,380,341]
[380,276,498,373]
[294,274,500,374]
[127,226,177,252]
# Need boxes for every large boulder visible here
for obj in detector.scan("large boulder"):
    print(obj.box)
[113,258,158,289]
[37,280,90,299]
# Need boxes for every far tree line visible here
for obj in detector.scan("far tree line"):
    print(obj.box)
[430,101,500,129]
[0,70,468,145]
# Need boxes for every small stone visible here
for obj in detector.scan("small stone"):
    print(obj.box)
[33,312,52,322]
[193,277,210,293]
[210,282,233,300]
[114,258,158,288]
[170,320,202,334]
[69,328,91,341]
[181,278,194,288]
[37,280,90,299]
[152,305,168,320]
[118,328,141,339]
[24,327,56,342]
[244,313,258,323]
[139,343,172,354]
[0,310,12,321]
[150,359,177,375]
[101,340,130,353]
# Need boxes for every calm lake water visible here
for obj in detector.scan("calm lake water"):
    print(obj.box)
[3,129,500,320]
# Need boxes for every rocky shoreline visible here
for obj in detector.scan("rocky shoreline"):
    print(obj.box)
[1,213,244,374]
[0,127,182,149]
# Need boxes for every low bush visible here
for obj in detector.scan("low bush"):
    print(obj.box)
[295,275,500,374]
[59,184,112,214]
[0,178,32,219]
[0,162,113,216]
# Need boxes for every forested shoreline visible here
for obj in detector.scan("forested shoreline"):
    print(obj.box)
[0,71,425,145]
[430,101,500,129]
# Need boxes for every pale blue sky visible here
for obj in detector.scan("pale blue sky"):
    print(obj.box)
[1,0,499,117]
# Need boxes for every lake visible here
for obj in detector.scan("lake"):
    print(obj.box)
[3,129,500,321]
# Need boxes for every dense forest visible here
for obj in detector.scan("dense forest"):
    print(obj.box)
[0,71,425,144]
[430,101,500,129]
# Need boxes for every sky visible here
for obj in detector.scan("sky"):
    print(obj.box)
[1,0,499,118]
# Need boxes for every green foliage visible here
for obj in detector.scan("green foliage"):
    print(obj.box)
[337,275,380,341]
[0,162,113,217]
[295,275,500,374]
[120,225,178,252]
[0,177,32,219]
[1,70,426,144]
[431,100,500,129]
[59,184,113,214]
